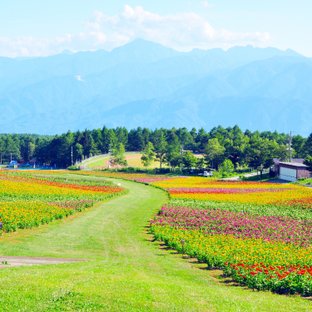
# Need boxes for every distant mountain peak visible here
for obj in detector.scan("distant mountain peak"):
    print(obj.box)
[227,45,301,57]
[110,38,177,63]
[114,38,175,51]
[112,38,177,53]
[0,42,310,135]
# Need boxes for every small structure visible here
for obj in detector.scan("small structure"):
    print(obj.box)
[203,170,213,177]
[274,159,311,182]
[7,160,18,169]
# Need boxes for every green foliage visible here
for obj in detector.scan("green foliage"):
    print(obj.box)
[196,157,205,169]
[153,129,168,168]
[166,131,182,169]
[67,165,81,171]
[297,178,312,186]
[181,151,198,169]
[218,159,235,177]
[0,126,311,170]
[303,133,312,157]
[74,143,83,162]
[141,142,156,167]
[110,143,127,166]
[292,135,306,158]
[304,155,312,171]
[205,138,225,169]
[246,134,281,170]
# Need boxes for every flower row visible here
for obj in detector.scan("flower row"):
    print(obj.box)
[151,225,312,296]
[152,206,312,247]
[0,171,125,233]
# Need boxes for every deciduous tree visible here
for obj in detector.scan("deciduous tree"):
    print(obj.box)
[205,138,225,169]
[141,142,156,167]
[111,143,127,166]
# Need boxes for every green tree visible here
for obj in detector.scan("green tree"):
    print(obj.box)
[153,130,168,169]
[304,155,312,171]
[277,144,293,162]
[292,135,306,158]
[34,136,52,165]
[128,128,145,151]
[166,130,182,169]
[219,159,235,177]
[196,128,209,152]
[75,143,84,162]
[142,128,151,147]
[224,126,249,168]
[176,127,194,150]
[303,133,312,157]
[100,126,111,154]
[81,130,97,158]
[182,151,198,170]
[108,130,118,152]
[91,129,103,154]
[20,137,35,162]
[246,134,280,177]
[196,157,205,169]
[27,141,36,161]
[115,127,128,147]
[110,143,127,167]
[205,138,225,169]
[46,132,74,168]
[5,135,21,161]
[0,137,5,164]
[141,142,156,167]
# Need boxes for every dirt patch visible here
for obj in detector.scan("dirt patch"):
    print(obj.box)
[0,256,85,268]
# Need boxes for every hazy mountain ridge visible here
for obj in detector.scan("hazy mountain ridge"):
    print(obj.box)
[0,39,311,134]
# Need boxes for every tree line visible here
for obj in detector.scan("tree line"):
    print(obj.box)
[0,126,311,171]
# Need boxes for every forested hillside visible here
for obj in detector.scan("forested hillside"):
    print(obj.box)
[1,126,311,169]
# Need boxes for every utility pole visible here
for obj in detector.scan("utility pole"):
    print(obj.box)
[71,146,74,166]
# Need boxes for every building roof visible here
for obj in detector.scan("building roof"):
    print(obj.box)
[279,161,308,169]
[274,158,305,164]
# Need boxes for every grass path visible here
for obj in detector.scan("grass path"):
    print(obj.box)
[0,178,310,311]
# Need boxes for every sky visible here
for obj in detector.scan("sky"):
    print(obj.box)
[0,0,311,57]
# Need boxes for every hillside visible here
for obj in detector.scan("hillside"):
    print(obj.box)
[0,39,311,135]
[80,152,164,169]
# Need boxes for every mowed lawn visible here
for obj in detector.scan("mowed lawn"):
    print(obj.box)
[0,177,311,311]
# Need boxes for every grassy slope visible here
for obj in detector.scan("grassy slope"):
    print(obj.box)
[0,177,310,311]
[81,152,166,169]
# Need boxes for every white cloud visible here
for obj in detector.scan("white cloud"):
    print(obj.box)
[201,1,213,9]
[0,5,271,57]
[75,75,84,82]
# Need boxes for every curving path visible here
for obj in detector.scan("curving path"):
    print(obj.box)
[0,178,310,311]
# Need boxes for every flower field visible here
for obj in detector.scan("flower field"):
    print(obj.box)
[148,176,312,296]
[75,170,173,184]
[14,171,312,296]
[0,171,125,233]
[26,169,312,296]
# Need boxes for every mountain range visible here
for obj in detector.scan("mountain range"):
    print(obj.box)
[0,39,311,135]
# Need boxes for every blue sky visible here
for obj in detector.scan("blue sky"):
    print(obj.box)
[0,0,311,57]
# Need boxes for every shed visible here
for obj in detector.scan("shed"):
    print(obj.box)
[278,162,311,182]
